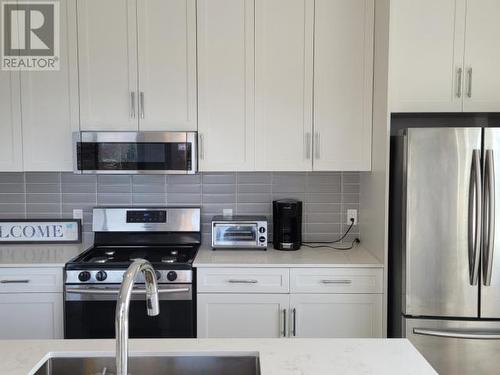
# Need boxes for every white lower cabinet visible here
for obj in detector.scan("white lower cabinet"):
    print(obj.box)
[290,294,383,338]
[197,293,289,338]
[196,267,384,339]
[0,293,63,339]
[0,267,63,339]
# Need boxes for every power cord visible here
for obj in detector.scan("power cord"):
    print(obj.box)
[301,218,360,251]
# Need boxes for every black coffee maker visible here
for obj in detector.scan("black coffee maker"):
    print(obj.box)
[273,199,302,251]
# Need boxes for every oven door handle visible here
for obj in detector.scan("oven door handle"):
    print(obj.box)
[65,287,190,295]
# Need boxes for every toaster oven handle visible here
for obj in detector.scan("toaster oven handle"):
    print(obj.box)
[227,279,259,284]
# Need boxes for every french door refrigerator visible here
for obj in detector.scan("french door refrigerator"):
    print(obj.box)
[390,127,500,375]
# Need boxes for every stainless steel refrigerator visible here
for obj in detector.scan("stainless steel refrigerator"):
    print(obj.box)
[390,127,500,375]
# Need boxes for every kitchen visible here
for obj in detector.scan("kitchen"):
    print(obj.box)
[0,0,499,374]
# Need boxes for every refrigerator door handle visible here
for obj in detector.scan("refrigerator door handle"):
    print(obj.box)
[468,150,482,285]
[483,150,496,286]
[413,328,500,340]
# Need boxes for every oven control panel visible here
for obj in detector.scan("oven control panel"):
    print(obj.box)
[66,269,192,284]
[126,210,167,223]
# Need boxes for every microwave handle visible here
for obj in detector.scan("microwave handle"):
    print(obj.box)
[199,133,205,160]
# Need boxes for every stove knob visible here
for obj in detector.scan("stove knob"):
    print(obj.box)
[167,271,178,282]
[78,271,91,282]
[95,270,107,282]
[155,270,162,280]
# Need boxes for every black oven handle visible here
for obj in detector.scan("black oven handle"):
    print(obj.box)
[66,287,190,296]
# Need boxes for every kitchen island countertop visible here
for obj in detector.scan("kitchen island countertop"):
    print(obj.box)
[0,338,436,375]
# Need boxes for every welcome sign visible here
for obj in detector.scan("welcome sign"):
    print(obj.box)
[0,219,81,244]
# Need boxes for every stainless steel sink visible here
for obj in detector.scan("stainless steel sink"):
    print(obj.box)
[33,354,260,375]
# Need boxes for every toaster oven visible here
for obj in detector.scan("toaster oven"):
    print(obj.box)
[211,216,268,250]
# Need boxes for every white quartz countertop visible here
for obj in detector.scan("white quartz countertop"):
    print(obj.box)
[194,244,383,268]
[0,243,88,267]
[0,338,436,375]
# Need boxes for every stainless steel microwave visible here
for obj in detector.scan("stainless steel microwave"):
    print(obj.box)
[73,131,197,174]
[211,216,268,250]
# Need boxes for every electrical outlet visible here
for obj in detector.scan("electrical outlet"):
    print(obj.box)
[223,208,233,217]
[73,209,83,221]
[347,209,358,225]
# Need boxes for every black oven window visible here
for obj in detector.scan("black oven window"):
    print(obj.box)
[78,142,192,171]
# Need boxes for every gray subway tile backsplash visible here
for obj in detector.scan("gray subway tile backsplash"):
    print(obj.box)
[0,172,360,243]
[0,172,24,183]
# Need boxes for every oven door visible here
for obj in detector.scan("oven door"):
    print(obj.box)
[64,284,194,339]
[73,131,197,174]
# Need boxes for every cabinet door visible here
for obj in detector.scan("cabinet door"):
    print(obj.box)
[390,0,466,112]
[0,293,63,339]
[290,294,382,338]
[255,0,314,171]
[197,294,289,338]
[77,0,138,130]
[21,0,78,171]
[137,0,197,131]
[197,0,255,171]
[463,0,500,112]
[313,0,374,171]
[0,70,22,171]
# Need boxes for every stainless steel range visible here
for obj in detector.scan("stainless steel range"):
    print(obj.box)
[64,207,201,339]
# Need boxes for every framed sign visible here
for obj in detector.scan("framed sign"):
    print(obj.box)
[0,219,82,244]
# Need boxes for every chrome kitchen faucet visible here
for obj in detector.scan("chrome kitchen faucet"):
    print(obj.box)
[115,259,159,375]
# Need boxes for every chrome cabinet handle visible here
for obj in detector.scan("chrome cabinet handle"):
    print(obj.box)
[321,279,352,284]
[65,287,189,295]
[199,133,205,160]
[467,68,473,98]
[130,92,136,118]
[414,328,500,340]
[305,132,312,159]
[314,132,320,159]
[281,308,287,337]
[456,67,463,98]
[0,279,30,284]
[484,150,495,286]
[468,150,482,286]
[291,308,297,337]
[139,92,145,119]
[227,279,258,284]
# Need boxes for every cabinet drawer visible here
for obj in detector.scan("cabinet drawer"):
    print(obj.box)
[197,268,289,293]
[290,268,382,294]
[0,268,63,293]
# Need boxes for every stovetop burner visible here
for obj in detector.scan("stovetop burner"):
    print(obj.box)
[67,245,198,271]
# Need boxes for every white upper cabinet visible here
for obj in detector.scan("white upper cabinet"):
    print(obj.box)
[255,0,314,171]
[390,0,500,113]
[197,0,255,171]
[463,0,500,112]
[313,0,374,171]
[136,0,197,131]
[77,0,196,132]
[21,0,78,171]
[0,70,22,172]
[390,0,466,112]
[77,0,138,131]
